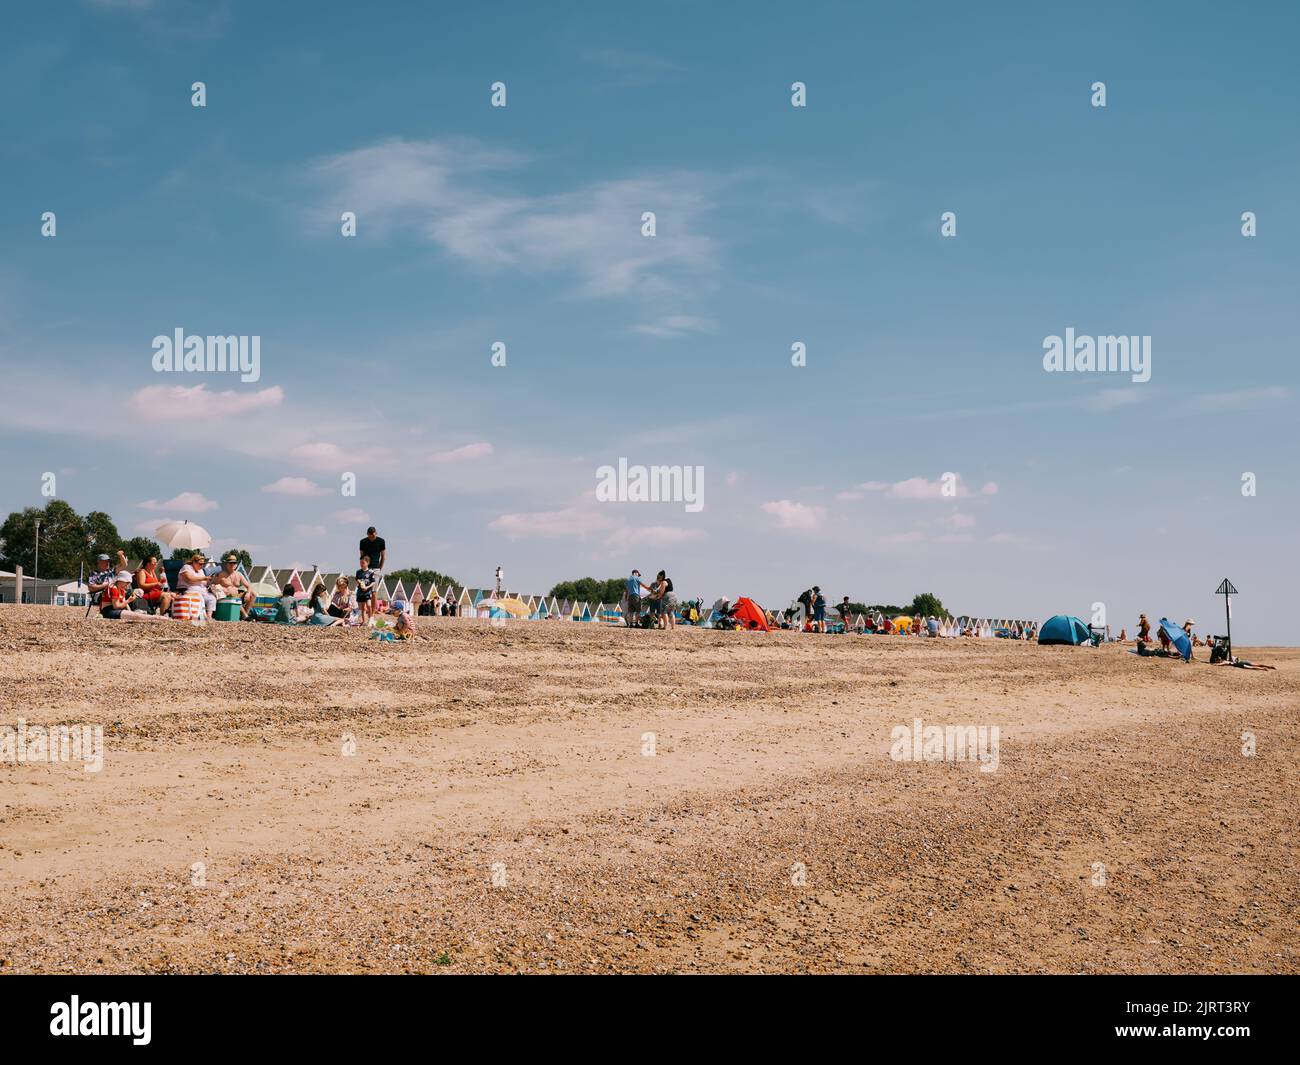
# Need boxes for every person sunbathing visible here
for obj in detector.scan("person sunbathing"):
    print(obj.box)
[210,554,255,618]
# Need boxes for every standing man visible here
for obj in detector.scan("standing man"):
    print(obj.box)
[625,569,648,627]
[811,586,827,633]
[796,587,813,627]
[359,527,387,589]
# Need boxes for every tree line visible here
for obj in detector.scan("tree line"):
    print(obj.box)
[0,501,251,579]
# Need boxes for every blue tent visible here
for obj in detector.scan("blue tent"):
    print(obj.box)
[1038,615,1092,646]
[1158,617,1192,661]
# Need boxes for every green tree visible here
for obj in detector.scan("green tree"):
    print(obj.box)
[387,567,461,589]
[908,592,946,617]
[81,510,123,566]
[122,536,164,562]
[547,577,626,603]
[0,500,89,578]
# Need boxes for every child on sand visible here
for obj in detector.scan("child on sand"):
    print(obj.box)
[355,556,376,623]
[392,606,425,640]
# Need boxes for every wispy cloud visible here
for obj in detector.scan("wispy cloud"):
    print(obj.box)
[838,476,997,501]
[631,315,715,339]
[305,137,720,299]
[427,442,493,464]
[262,476,330,497]
[290,441,395,472]
[489,493,705,555]
[760,500,826,530]
[1181,386,1290,412]
[579,46,681,86]
[137,491,218,513]
[126,384,283,421]
[330,507,370,525]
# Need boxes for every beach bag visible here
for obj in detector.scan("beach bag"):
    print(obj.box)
[172,591,204,622]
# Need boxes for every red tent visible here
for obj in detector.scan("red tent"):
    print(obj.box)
[733,597,770,631]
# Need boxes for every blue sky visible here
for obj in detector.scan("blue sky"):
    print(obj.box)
[2,0,1297,641]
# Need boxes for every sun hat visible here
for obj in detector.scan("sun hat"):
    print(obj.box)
[1184,618,1195,626]
[115,570,133,583]
[96,553,111,562]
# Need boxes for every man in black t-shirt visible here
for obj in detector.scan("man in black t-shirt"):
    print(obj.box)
[359,527,387,589]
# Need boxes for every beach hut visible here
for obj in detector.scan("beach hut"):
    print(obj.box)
[302,568,327,600]
[55,580,91,607]
[389,578,408,605]
[557,599,571,620]
[547,596,560,618]
[534,596,549,619]
[283,567,309,598]
[409,581,425,611]
[372,573,392,605]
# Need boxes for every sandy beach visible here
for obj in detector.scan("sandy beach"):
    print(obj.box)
[1,605,1295,974]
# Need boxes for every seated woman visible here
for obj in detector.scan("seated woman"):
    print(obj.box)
[177,552,217,618]
[328,576,355,620]
[133,556,174,615]
[308,585,344,626]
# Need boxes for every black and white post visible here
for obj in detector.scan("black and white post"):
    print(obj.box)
[1216,578,1238,661]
